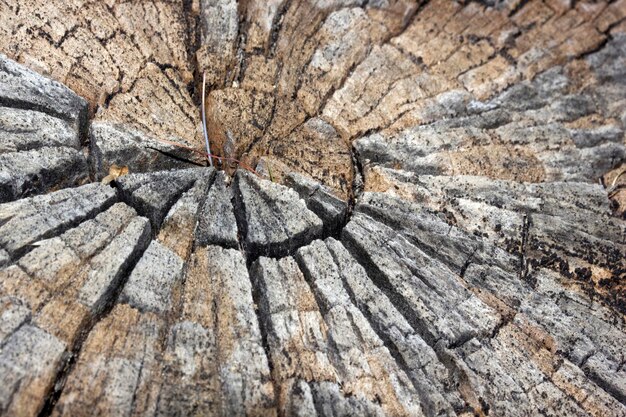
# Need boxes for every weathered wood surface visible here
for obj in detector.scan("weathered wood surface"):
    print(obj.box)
[0,1,625,416]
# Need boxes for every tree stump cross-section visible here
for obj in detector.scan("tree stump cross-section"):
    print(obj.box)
[0,1,625,416]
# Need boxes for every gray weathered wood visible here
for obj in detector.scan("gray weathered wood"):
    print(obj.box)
[0,1,625,416]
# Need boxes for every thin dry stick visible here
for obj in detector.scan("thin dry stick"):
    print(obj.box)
[151,136,260,176]
[202,71,213,167]
[610,168,626,188]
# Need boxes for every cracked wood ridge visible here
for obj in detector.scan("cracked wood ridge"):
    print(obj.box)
[0,0,625,416]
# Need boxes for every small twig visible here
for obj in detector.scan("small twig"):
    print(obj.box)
[148,72,259,176]
[149,136,260,176]
[610,168,626,188]
[603,167,626,197]
[608,183,626,198]
[202,71,213,167]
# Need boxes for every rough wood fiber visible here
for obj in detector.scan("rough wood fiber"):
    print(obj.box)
[0,1,625,417]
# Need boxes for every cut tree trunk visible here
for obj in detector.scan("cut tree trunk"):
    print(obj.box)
[0,1,625,417]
